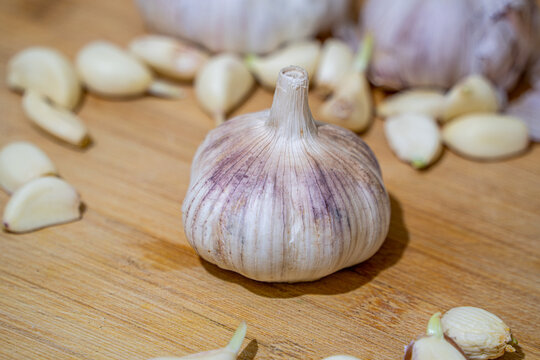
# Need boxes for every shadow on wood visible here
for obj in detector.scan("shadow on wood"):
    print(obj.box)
[500,344,525,360]
[199,193,409,297]
[238,339,258,360]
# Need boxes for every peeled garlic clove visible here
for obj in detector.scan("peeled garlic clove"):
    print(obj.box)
[441,75,500,122]
[441,307,515,360]
[506,87,540,142]
[76,40,153,97]
[129,35,209,81]
[319,35,373,132]
[22,91,90,147]
[377,89,446,119]
[183,66,390,282]
[442,113,529,160]
[2,176,81,233]
[147,79,186,99]
[195,54,254,125]
[246,40,320,89]
[149,322,247,360]
[314,39,354,96]
[7,46,81,109]
[404,313,467,360]
[384,114,442,169]
[0,141,57,194]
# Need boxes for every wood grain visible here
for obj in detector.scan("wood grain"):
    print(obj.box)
[0,1,539,359]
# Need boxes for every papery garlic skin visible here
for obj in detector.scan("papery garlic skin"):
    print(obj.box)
[76,41,153,97]
[195,54,254,125]
[129,35,209,81]
[246,41,320,89]
[441,307,514,360]
[183,66,390,283]
[135,0,350,54]
[7,46,81,109]
[315,39,354,96]
[0,141,57,194]
[362,0,537,91]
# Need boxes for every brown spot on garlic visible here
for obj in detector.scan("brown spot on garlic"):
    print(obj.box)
[441,307,515,360]
[7,46,82,110]
[182,66,390,282]
[442,113,529,160]
[0,141,58,194]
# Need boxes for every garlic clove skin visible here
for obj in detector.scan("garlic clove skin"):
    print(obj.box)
[149,322,247,360]
[442,113,529,161]
[384,114,442,169]
[7,46,81,110]
[22,91,90,147]
[245,40,320,89]
[2,176,81,233]
[441,75,500,122]
[404,313,467,360]
[195,54,254,125]
[129,35,209,81]
[76,41,153,97]
[314,39,354,97]
[441,307,515,360]
[377,89,446,119]
[0,141,58,194]
[183,66,390,282]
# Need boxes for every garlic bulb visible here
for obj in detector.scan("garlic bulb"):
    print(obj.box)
[183,66,390,283]
[361,0,538,91]
[135,0,350,54]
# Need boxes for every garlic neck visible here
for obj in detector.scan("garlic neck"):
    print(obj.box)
[266,66,318,139]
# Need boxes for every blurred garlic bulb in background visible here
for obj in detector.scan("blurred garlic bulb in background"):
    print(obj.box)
[361,0,538,91]
[183,66,390,282]
[135,0,350,54]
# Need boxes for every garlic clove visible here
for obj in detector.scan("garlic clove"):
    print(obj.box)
[195,54,254,125]
[245,40,320,89]
[2,176,81,233]
[147,79,186,99]
[441,74,500,122]
[314,39,354,97]
[149,322,247,360]
[377,89,446,119]
[7,46,82,110]
[384,114,442,169]
[0,141,58,194]
[442,113,529,160]
[506,87,540,142]
[441,307,516,360]
[22,91,90,147]
[404,313,467,360]
[129,35,209,81]
[76,40,153,97]
[319,34,373,132]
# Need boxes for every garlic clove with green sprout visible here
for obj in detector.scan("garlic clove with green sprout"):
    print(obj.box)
[183,66,390,282]
[129,35,209,81]
[441,307,516,360]
[441,75,500,122]
[404,312,468,360]
[384,114,442,169]
[377,89,446,119]
[7,46,82,110]
[194,54,254,125]
[442,113,529,160]
[245,40,320,89]
[149,322,247,360]
[319,34,373,132]
[314,39,354,97]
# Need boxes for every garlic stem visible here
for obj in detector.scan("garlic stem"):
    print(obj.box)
[353,33,374,73]
[426,312,443,339]
[266,66,317,139]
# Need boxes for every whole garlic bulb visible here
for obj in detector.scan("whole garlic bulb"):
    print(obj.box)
[182,66,390,283]
[135,0,350,54]
[361,0,537,91]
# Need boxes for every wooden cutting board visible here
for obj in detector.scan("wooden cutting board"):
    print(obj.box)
[0,1,538,359]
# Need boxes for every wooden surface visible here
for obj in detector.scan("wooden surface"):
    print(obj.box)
[0,1,539,359]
